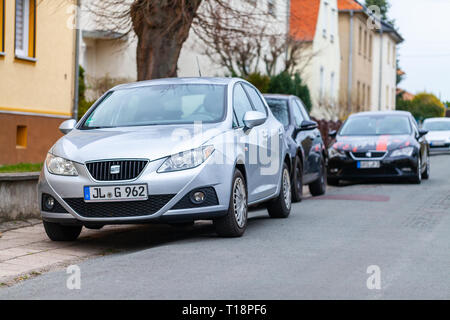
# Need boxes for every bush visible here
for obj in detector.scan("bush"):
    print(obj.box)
[267,72,312,112]
[245,73,270,93]
[397,92,445,121]
[78,99,95,120]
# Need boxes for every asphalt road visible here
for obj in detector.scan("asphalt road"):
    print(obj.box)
[1,154,449,299]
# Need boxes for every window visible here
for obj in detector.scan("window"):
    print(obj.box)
[362,83,366,108]
[357,81,361,110]
[15,0,36,59]
[386,85,390,108]
[368,85,371,109]
[387,41,391,65]
[291,101,305,127]
[294,99,310,121]
[358,26,362,55]
[369,34,373,60]
[243,84,267,115]
[330,8,336,42]
[323,2,329,38]
[392,45,396,68]
[267,0,275,17]
[319,66,324,102]
[233,83,254,127]
[330,72,335,101]
[16,125,27,148]
[0,0,4,53]
[364,30,367,58]
[266,99,289,127]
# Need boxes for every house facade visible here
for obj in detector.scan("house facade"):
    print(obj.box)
[0,0,77,164]
[290,0,341,120]
[80,0,290,100]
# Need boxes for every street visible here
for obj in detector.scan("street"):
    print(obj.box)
[1,154,449,300]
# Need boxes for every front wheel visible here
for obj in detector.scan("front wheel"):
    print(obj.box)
[43,221,82,241]
[422,154,430,180]
[291,156,303,203]
[411,157,422,184]
[309,158,327,196]
[214,169,248,237]
[267,163,292,219]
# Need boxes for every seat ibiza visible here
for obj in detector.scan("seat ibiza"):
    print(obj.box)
[39,78,292,241]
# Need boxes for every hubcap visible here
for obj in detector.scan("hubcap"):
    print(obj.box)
[282,169,292,209]
[233,178,247,228]
[418,158,422,180]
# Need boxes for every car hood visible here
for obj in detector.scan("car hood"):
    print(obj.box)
[51,124,228,163]
[332,135,415,153]
[425,130,450,141]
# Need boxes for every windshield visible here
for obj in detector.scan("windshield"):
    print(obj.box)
[340,115,412,136]
[423,121,450,131]
[81,84,227,129]
[265,99,289,126]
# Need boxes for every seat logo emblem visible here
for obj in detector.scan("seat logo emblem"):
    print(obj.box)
[110,165,120,174]
[366,152,372,158]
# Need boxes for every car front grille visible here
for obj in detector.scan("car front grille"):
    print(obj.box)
[63,195,175,218]
[351,151,387,159]
[86,160,148,181]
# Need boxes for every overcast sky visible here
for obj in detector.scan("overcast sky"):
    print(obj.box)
[389,0,450,101]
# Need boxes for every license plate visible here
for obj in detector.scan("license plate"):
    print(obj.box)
[84,184,148,202]
[431,141,445,147]
[357,161,380,169]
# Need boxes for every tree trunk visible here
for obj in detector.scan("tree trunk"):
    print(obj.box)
[131,0,203,80]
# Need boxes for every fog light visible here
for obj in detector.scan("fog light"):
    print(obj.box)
[402,167,412,172]
[191,191,206,204]
[43,195,55,211]
[330,168,339,173]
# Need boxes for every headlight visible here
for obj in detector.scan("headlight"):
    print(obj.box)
[390,147,414,158]
[329,148,346,158]
[45,153,78,176]
[157,146,215,173]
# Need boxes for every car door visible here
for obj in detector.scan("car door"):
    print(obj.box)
[242,83,282,200]
[291,99,313,183]
[295,99,322,179]
[232,82,267,203]
[410,116,427,170]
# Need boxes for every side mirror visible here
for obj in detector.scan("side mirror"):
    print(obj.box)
[329,130,337,139]
[299,120,318,131]
[243,111,267,129]
[59,119,77,135]
[418,129,428,139]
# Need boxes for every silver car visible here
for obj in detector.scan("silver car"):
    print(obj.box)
[39,78,292,241]
[422,117,450,153]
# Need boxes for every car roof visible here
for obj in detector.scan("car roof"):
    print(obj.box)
[423,117,450,122]
[111,77,238,90]
[350,111,412,118]
[263,94,294,100]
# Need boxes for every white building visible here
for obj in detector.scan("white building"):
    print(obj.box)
[370,20,403,111]
[79,0,290,100]
[290,0,341,120]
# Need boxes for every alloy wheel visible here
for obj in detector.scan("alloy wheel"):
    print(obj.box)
[233,177,247,228]
[283,168,292,210]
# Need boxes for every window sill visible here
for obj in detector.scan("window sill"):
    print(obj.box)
[15,55,37,63]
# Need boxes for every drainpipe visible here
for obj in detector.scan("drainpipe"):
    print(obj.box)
[72,0,81,121]
[378,25,383,111]
[347,11,354,115]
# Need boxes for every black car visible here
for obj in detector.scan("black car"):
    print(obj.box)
[264,94,327,202]
[327,111,430,185]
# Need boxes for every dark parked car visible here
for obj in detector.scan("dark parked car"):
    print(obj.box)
[264,94,327,202]
[327,111,430,185]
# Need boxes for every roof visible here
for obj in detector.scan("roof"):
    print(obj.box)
[337,0,363,11]
[397,88,415,101]
[289,0,320,42]
[350,111,413,117]
[263,94,292,100]
[423,117,450,123]
[112,77,236,90]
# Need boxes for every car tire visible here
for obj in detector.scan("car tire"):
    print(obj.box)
[411,157,422,184]
[291,156,303,203]
[309,158,327,196]
[327,177,340,186]
[43,221,82,241]
[214,169,248,237]
[422,154,430,180]
[267,163,292,219]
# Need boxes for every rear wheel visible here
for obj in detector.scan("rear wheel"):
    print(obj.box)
[291,156,303,203]
[267,163,292,219]
[214,169,248,237]
[43,221,82,241]
[309,158,327,196]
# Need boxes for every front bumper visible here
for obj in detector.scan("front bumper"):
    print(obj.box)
[429,141,450,153]
[38,155,232,225]
[327,155,418,180]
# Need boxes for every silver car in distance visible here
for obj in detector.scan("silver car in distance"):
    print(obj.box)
[39,77,292,241]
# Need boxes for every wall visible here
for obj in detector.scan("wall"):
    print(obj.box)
[0,174,40,220]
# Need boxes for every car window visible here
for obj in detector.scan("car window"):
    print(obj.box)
[291,100,305,127]
[340,115,412,136]
[295,99,310,121]
[423,121,450,131]
[233,83,254,126]
[243,84,267,115]
[265,98,289,127]
[81,84,226,128]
